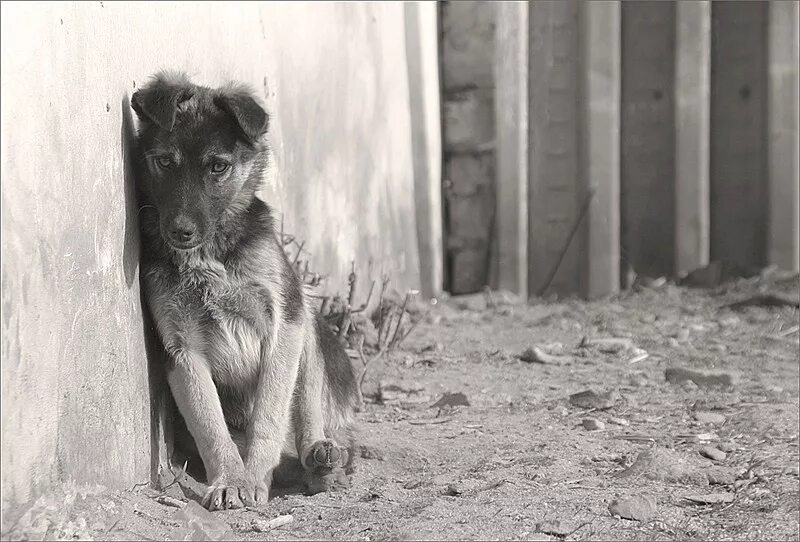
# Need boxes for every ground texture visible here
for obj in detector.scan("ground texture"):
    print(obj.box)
[4,271,799,541]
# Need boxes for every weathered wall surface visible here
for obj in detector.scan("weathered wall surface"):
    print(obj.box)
[1,0,421,520]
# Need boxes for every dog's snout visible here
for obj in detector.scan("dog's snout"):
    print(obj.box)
[168,216,198,245]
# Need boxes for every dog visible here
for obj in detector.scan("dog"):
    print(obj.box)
[131,71,358,511]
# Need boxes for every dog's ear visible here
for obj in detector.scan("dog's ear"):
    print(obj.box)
[214,88,269,143]
[131,72,194,132]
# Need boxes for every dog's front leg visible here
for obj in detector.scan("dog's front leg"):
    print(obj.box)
[167,353,253,510]
[244,324,304,501]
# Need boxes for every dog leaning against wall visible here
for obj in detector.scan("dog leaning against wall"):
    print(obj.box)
[130,71,358,511]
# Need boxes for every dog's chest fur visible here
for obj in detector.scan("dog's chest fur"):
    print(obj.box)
[145,246,277,389]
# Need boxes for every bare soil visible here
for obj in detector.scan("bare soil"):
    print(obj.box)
[5,272,799,541]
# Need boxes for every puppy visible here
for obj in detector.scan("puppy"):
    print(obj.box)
[131,72,358,510]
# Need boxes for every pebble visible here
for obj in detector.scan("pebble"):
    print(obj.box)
[569,389,619,410]
[700,446,727,462]
[665,367,735,389]
[252,515,294,532]
[582,418,605,431]
[694,411,726,425]
[608,417,630,426]
[608,495,657,522]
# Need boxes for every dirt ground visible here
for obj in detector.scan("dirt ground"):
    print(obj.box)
[4,269,799,541]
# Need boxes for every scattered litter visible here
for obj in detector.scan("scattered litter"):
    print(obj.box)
[699,446,727,462]
[518,346,571,365]
[627,348,649,364]
[251,515,294,532]
[580,337,634,354]
[172,501,233,540]
[664,368,735,389]
[408,417,453,425]
[683,493,735,505]
[582,418,605,431]
[155,495,185,509]
[569,389,619,410]
[723,292,799,311]
[445,483,464,496]
[609,495,657,522]
[694,411,726,425]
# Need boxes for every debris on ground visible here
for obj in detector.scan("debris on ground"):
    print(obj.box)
[582,418,605,431]
[664,368,735,389]
[608,495,657,522]
[723,292,800,310]
[683,493,735,505]
[580,337,635,354]
[155,495,185,509]
[251,515,294,532]
[569,389,620,410]
[699,446,727,462]
[171,501,233,541]
[694,411,727,425]
[517,346,571,365]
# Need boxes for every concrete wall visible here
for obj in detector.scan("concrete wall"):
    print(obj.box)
[1,0,423,520]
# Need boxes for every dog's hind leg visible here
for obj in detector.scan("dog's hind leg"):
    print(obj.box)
[293,317,356,494]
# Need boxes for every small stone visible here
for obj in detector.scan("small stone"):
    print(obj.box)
[608,417,629,426]
[716,441,736,453]
[172,501,233,540]
[700,446,727,462]
[582,418,605,431]
[359,444,385,461]
[608,495,657,522]
[569,389,619,410]
[694,411,726,425]
[665,368,735,389]
[445,483,464,496]
[251,515,294,532]
[706,467,736,486]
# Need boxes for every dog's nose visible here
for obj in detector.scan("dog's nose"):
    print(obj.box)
[168,216,198,244]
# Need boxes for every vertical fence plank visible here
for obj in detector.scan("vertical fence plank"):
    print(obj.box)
[405,2,444,298]
[675,1,711,276]
[710,1,768,269]
[580,1,621,298]
[767,1,800,272]
[494,1,529,297]
[528,1,583,297]
[621,1,676,281]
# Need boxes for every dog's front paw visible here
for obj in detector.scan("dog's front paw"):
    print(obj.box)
[302,439,350,472]
[202,475,255,511]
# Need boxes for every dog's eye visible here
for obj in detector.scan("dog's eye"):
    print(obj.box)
[210,162,230,174]
[155,157,173,169]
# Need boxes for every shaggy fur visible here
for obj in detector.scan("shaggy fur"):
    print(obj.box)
[132,71,358,511]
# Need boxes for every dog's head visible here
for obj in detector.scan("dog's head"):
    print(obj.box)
[132,71,269,250]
